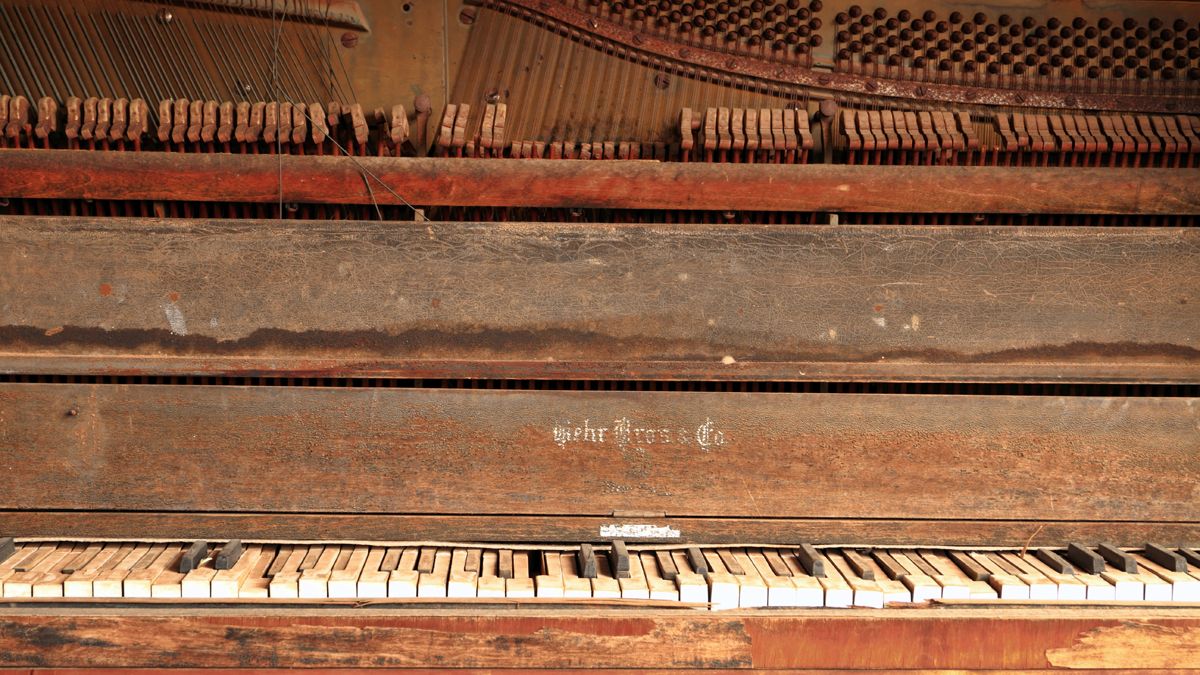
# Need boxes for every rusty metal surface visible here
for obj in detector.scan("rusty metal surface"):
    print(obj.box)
[479,0,1200,113]
[1,383,1196,523]
[1,216,1197,382]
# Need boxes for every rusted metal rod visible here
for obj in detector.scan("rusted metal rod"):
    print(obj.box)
[1,149,1198,213]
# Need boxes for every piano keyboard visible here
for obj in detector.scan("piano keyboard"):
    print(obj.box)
[3,539,1198,608]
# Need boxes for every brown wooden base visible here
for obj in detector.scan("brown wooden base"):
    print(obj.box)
[0,607,1198,669]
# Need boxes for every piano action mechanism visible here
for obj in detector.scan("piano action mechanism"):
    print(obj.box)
[0,0,1198,669]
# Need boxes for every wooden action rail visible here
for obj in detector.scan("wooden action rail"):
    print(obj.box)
[2,149,1199,213]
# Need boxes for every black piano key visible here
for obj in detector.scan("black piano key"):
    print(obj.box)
[179,540,208,574]
[870,550,907,580]
[686,546,709,576]
[577,544,597,579]
[843,550,876,581]
[465,549,481,574]
[214,540,243,571]
[717,548,744,576]
[1144,543,1186,573]
[796,544,826,578]
[947,550,990,581]
[609,540,631,579]
[416,547,436,574]
[0,537,13,564]
[498,549,514,579]
[1036,548,1075,575]
[1097,542,1137,574]
[654,550,678,580]
[1066,543,1105,574]
[1179,548,1200,569]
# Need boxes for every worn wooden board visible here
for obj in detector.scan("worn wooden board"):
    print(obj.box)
[1,218,1197,382]
[4,512,1198,547]
[0,609,1198,669]
[0,384,1195,530]
[3,152,1199,213]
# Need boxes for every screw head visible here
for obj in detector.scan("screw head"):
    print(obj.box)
[340,32,359,48]
[156,8,173,23]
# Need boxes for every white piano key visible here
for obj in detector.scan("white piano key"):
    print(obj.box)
[1131,552,1200,602]
[722,549,766,608]
[856,552,911,605]
[617,551,650,600]
[535,551,564,599]
[811,552,853,608]
[328,546,370,599]
[591,554,622,600]
[417,549,451,598]
[64,544,127,598]
[476,550,505,598]
[1075,571,1118,601]
[268,547,309,599]
[827,552,883,608]
[505,551,534,599]
[356,548,390,599]
[560,551,592,599]
[700,550,740,611]
[239,547,279,598]
[389,548,420,598]
[211,545,266,598]
[94,545,151,598]
[998,553,1057,600]
[299,546,341,599]
[640,552,679,602]
[745,550,795,607]
[972,553,1029,600]
[669,551,709,606]
[776,551,825,607]
[448,549,480,599]
[3,545,61,597]
[1099,569,1145,601]
[124,545,179,598]
[919,550,995,599]
[1018,551,1087,601]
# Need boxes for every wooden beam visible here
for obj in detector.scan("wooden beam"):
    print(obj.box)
[0,610,1198,668]
[1,384,1195,534]
[4,512,1198,548]
[1,150,1198,213]
[2,218,1197,383]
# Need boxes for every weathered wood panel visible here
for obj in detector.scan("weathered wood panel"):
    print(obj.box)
[0,610,1198,669]
[2,218,1197,382]
[3,151,1199,213]
[5,512,1198,547]
[0,384,1195,529]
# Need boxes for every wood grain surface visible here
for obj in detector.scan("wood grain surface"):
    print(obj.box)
[0,609,1197,669]
[2,217,1197,382]
[3,151,1199,213]
[1,384,1195,539]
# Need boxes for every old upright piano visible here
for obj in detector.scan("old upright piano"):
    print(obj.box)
[0,0,1198,669]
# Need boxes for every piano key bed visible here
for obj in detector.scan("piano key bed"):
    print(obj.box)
[4,538,1198,608]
